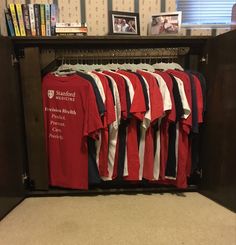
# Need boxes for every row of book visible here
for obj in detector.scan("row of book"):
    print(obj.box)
[55,22,88,36]
[5,3,57,36]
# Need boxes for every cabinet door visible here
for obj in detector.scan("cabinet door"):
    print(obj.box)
[200,30,236,211]
[19,47,48,190]
[0,37,26,219]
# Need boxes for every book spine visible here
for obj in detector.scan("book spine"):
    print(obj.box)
[5,8,15,37]
[45,4,51,36]
[34,4,41,36]
[40,4,46,36]
[16,4,26,36]
[50,4,57,36]
[9,4,20,36]
[22,4,31,36]
[55,27,88,33]
[28,4,36,36]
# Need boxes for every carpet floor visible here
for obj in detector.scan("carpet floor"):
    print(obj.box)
[0,193,235,245]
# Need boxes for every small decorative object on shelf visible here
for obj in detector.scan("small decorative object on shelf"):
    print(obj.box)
[108,11,140,35]
[148,11,182,36]
[55,22,88,36]
[4,3,58,37]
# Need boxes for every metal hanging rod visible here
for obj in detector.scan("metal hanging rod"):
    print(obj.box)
[54,47,190,59]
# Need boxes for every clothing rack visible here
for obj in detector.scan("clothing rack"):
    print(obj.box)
[55,47,190,62]
[42,47,189,75]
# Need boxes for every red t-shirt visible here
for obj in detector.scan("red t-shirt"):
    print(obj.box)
[117,70,146,120]
[92,72,116,177]
[167,69,192,131]
[164,70,192,188]
[117,70,146,180]
[102,70,129,179]
[42,73,103,189]
[137,70,164,180]
[155,71,176,122]
[103,71,128,119]
[155,71,176,181]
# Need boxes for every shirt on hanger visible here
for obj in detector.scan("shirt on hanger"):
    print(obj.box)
[149,72,172,180]
[102,71,133,180]
[167,70,193,188]
[155,71,179,181]
[92,71,116,178]
[42,73,103,189]
[76,72,106,185]
[101,73,121,180]
[137,70,164,180]
[117,70,147,180]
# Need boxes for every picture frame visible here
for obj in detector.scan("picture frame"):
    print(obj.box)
[108,11,140,35]
[148,11,182,36]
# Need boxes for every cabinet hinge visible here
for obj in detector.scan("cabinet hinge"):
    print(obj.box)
[11,54,19,66]
[200,54,208,65]
[200,169,203,178]
[22,173,28,184]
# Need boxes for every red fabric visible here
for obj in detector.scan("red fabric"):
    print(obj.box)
[117,70,146,120]
[155,71,177,181]
[142,126,155,180]
[124,118,140,180]
[103,70,128,119]
[102,71,129,179]
[136,70,164,180]
[176,123,189,188]
[137,70,164,123]
[42,73,103,189]
[157,123,189,189]
[186,138,192,177]
[92,72,116,127]
[165,70,192,188]
[92,72,116,177]
[167,69,192,129]
[155,71,176,122]
[117,70,146,180]
[159,117,170,180]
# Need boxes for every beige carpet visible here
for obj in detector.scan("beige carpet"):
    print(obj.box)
[0,193,235,245]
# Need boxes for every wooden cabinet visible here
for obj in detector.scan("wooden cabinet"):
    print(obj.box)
[0,37,25,219]
[0,32,235,219]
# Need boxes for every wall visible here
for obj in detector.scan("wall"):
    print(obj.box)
[0,0,230,36]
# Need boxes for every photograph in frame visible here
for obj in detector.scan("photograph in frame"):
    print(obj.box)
[109,11,140,35]
[148,12,182,35]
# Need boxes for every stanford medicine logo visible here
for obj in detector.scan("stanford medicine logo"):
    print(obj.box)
[48,90,55,99]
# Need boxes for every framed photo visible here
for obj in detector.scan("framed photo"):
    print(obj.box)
[108,11,140,35]
[149,11,182,35]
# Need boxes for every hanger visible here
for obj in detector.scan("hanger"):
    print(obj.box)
[152,48,184,71]
[138,57,155,72]
[52,56,77,76]
[122,55,136,71]
[152,48,167,70]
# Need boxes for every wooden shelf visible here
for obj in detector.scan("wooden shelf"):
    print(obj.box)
[10,35,210,52]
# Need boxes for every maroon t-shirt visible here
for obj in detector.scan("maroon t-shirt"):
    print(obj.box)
[42,73,103,189]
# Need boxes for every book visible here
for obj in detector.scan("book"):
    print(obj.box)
[50,4,57,35]
[5,8,15,36]
[55,27,88,33]
[34,4,41,36]
[22,4,31,36]
[40,4,46,36]
[15,3,26,36]
[56,33,86,36]
[28,4,36,36]
[56,22,83,28]
[45,4,51,36]
[9,4,20,36]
